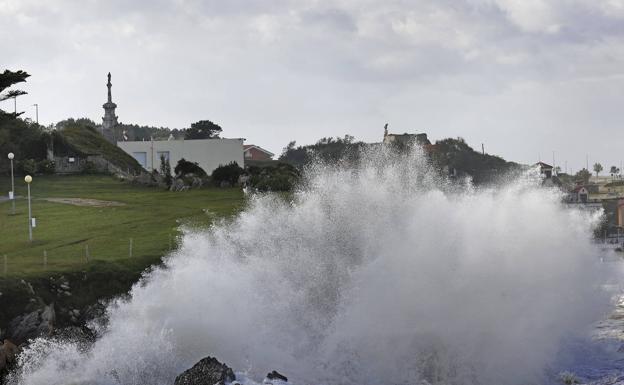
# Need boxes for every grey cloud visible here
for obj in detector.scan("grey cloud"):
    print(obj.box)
[2,0,624,169]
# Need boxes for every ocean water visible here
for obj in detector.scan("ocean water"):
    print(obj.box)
[8,146,623,385]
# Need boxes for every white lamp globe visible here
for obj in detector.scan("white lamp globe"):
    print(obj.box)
[8,152,14,160]
[24,175,32,184]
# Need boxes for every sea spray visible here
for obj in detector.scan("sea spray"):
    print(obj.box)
[9,146,613,385]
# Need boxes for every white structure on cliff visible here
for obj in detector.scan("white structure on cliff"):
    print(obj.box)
[117,138,244,174]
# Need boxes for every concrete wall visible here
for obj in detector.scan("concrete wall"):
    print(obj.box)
[117,138,244,175]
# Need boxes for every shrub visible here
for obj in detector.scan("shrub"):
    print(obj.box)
[212,162,243,186]
[37,159,55,174]
[174,158,207,177]
[18,159,37,175]
[246,162,300,192]
[82,161,98,174]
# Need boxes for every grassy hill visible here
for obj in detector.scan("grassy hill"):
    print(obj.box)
[0,175,244,330]
[0,175,243,276]
[53,121,143,174]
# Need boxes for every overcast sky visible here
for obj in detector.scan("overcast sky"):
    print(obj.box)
[2,0,624,171]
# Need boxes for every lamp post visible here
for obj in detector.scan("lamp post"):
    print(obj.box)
[32,104,38,125]
[8,152,15,215]
[25,175,33,241]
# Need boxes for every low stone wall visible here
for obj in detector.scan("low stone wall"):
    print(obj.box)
[54,155,127,176]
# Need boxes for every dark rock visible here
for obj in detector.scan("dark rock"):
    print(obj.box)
[174,357,235,385]
[0,339,19,373]
[267,370,288,382]
[52,326,96,344]
[6,304,55,345]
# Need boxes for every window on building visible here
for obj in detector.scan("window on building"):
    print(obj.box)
[157,151,170,162]
[132,152,147,168]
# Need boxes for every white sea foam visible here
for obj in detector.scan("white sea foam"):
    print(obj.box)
[10,146,615,385]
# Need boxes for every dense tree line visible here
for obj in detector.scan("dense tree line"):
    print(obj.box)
[279,135,364,167]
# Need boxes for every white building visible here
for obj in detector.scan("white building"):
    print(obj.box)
[117,138,244,175]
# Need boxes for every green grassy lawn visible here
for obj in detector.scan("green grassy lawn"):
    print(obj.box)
[0,174,245,277]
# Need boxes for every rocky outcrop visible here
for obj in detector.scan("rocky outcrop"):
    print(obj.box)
[0,340,19,374]
[266,370,288,382]
[6,304,55,345]
[174,357,235,385]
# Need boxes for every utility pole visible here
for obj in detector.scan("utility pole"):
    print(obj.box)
[481,143,484,155]
[552,151,555,169]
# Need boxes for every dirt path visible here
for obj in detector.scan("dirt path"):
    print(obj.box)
[42,197,126,207]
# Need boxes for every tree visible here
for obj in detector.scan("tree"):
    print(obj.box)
[174,158,206,177]
[0,70,30,117]
[593,163,603,176]
[184,120,222,139]
[575,168,591,184]
[554,166,561,175]
[211,162,243,186]
[160,154,173,188]
[610,165,620,177]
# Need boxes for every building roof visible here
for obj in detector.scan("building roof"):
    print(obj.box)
[571,185,587,193]
[535,161,553,169]
[243,145,275,157]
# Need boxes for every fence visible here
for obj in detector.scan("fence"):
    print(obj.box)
[1,234,180,276]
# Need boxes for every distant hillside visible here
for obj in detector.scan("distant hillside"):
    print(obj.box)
[279,135,520,184]
[431,138,521,184]
[53,120,143,174]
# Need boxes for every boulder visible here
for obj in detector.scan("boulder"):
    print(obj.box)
[0,340,19,372]
[266,370,288,382]
[174,357,235,385]
[6,304,55,345]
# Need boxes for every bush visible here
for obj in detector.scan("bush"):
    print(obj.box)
[212,162,243,186]
[82,161,98,174]
[246,162,300,192]
[174,158,206,177]
[37,159,55,174]
[18,159,37,175]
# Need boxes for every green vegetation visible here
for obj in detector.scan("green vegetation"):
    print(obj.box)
[0,174,244,277]
[430,138,520,184]
[0,69,30,118]
[245,162,300,192]
[279,135,364,167]
[54,120,143,174]
[184,120,222,139]
[593,162,603,176]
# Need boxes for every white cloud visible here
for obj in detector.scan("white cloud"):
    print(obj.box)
[2,0,624,168]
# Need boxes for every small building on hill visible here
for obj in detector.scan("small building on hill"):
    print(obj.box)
[244,145,274,161]
[117,138,244,175]
[382,124,431,146]
[536,162,553,178]
[569,185,589,203]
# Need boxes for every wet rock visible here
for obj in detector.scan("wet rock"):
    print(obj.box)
[266,370,288,382]
[6,304,55,344]
[174,357,235,385]
[52,326,96,344]
[0,340,19,373]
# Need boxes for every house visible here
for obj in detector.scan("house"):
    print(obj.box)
[569,185,589,203]
[536,162,553,178]
[243,145,274,161]
[117,138,244,175]
[382,124,430,146]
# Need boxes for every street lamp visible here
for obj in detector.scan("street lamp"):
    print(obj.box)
[25,175,33,241]
[7,152,15,215]
[32,104,38,125]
